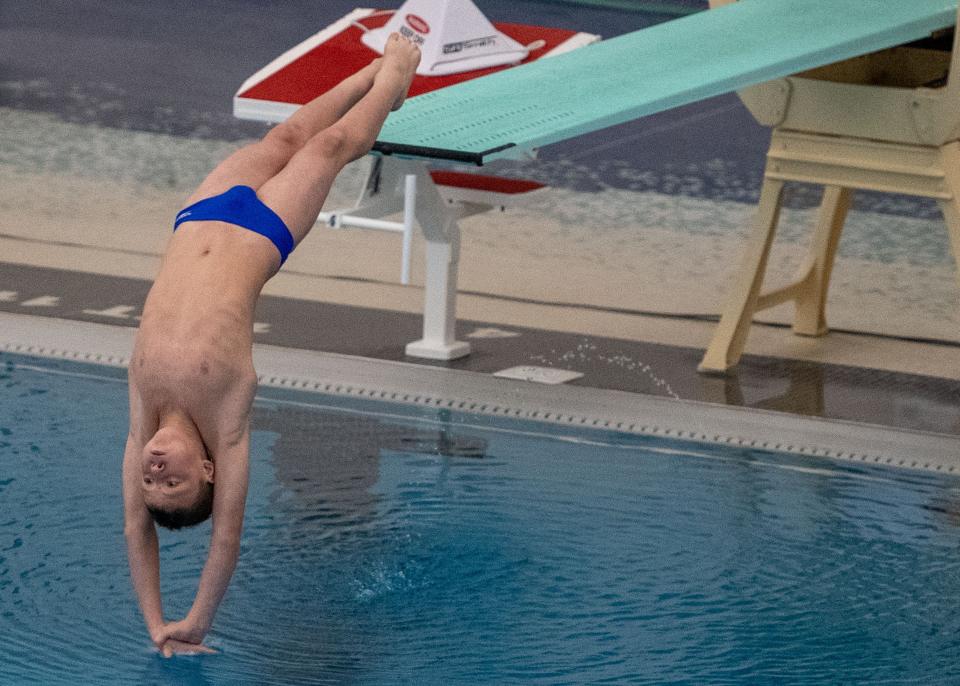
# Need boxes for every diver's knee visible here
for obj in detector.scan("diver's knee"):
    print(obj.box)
[266,121,310,155]
[303,127,355,164]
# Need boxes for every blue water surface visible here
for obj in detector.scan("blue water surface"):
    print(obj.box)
[2,352,960,685]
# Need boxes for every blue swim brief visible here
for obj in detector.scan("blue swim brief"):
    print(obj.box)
[174,185,294,265]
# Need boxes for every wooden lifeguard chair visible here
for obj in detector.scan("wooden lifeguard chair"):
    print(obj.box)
[699,0,960,372]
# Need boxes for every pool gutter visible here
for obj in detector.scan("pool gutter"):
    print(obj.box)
[2,311,959,474]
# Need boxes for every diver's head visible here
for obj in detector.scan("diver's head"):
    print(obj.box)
[141,424,214,530]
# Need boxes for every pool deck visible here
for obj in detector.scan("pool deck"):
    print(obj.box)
[2,254,958,439]
[2,0,959,443]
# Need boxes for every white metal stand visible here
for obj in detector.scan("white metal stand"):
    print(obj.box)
[320,157,475,360]
[318,171,417,285]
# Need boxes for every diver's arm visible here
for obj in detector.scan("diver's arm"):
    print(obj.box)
[122,431,166,645]
[161,365,256,646]
[153,431,249,650]
[187,431,249,637]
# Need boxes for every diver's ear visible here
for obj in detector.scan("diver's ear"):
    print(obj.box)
[201,459,215,483]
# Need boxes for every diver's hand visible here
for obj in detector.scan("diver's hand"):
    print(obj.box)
[154,617,216,657]
[149,624,167,650]
[154,615,210,648]
[160,638,218,658]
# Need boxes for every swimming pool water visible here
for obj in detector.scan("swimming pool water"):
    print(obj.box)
[3,352,960,684]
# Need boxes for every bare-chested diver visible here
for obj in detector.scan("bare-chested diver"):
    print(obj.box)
[123,34,421,657]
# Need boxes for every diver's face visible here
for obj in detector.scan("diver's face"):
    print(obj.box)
[140,427,212,511]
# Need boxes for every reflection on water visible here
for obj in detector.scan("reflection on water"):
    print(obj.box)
[252,404,487,524]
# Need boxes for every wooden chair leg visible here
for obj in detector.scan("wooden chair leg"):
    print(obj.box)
[699,178,786,373]
[793,185,852,336]
[939,144,960,292]
[937,197,960,291]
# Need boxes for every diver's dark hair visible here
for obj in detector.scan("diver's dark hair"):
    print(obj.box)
[146,481,214,530]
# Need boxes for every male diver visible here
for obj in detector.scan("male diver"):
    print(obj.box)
[123,34,421,656]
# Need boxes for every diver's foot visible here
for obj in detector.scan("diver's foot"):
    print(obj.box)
[381,32,421,110]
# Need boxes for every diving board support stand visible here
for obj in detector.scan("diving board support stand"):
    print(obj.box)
[320,156,471,359]
[317,156,550,359]
[319,172,418,285]
[404,161,471,360]
[407,213,471,360]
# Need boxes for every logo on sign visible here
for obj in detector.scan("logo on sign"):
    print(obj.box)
[443,35,497,54]
[405,14,430,34]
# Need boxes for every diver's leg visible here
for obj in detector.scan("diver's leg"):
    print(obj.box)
[184,58,384,205]
[256,34,420,245]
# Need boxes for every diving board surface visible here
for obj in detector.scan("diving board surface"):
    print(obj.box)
[375,0,959,164]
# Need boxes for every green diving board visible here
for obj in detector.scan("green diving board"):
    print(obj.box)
[374,0,958,165]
